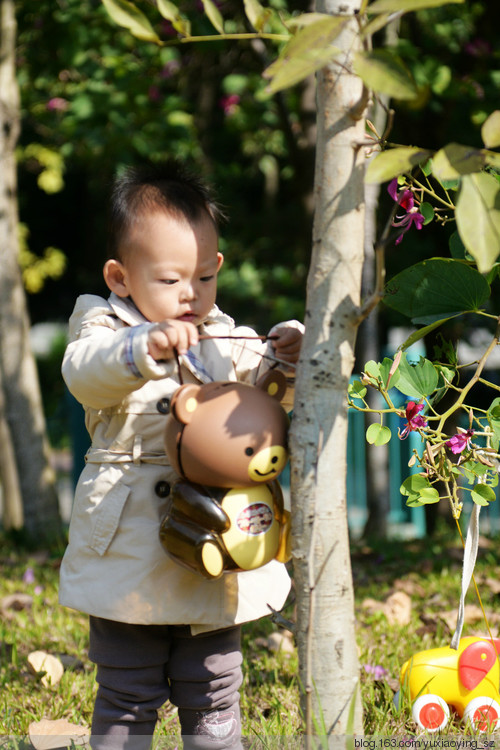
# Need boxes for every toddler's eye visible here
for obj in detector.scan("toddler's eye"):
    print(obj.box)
[200,275,215,282]
[161,279,178,285]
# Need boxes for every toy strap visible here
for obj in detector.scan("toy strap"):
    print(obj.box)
[450,503,480,650]
[173,333,286,386]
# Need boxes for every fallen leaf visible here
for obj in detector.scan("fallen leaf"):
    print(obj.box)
[267,630,295,654]
[439,604,485,634]
[394,578,426,598]
[27,651,64,687]
[254,630,295,655]
[484,577,500,595]
[384,591,412,626]
[1,592,33,616]
[28,719,89,750]
[361,592,412,625]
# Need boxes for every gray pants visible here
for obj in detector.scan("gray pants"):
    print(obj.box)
[89,617,243,750]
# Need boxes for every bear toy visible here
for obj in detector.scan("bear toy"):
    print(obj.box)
[159,370,291,580]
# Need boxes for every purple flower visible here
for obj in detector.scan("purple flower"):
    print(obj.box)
[464,38,492,58]
[388,179,425,245]
[363,664,388,680]
[446,429,474,455]
[219,94,240,116]
[148,85,162,103]
[23,567,35,584]
[400,401,427,439]
[160,20,177,37]
[160,60,180,79]
[46,97,69,112]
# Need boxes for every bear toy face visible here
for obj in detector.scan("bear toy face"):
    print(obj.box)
[164,371,289,489]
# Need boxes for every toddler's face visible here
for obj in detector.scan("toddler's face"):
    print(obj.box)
[105,211,223,324]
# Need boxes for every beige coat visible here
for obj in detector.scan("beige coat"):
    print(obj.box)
[59,293,299,634]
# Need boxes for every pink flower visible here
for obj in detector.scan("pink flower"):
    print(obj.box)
[160,60,180,79]
[446,429,474,455]
[46,97,69,112]
[464,38,492,57]
[363,664,388,680]
[400,401,427,439]
[160,20,177,37]
[23,567,35,584]
[148,85,162,102]
[388,179,425,245]
[219,94,240,116]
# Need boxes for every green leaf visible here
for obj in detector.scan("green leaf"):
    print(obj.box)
[365,147,432,184]
[200,0,224,33]
[417,487,440,504]
[353,50,418,100]
[384,258,490,324]
[263,17,347,94]
[286,12,335,29]
[432,143,486,181]
[348,380,367,400]
[243,0,272,31]
[401,475,438,506]
[449,230,468,260]
[471,483,497,506]
[361,13,392,39]
[420,202,434,225]
[456,172,500,274]
[366,423,392,446]
[487,398,500,441]
[395,354,439,399]
[368,0,464,12]
[157,0,191,36]
[101,0,161,43]
[363,358,400,390]
[481,110,500,149]
[398,319,454,352]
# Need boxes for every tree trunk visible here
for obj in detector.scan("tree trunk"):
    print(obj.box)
[290,0,366,738]
[0,0,62,543]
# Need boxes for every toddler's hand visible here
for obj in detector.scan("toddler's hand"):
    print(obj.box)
[270,326,302,365]
[148,320,198,360]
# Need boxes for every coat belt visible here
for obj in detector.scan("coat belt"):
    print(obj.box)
[85,436,169,465]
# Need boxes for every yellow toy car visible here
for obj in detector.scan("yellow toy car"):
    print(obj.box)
[399,636,500,732]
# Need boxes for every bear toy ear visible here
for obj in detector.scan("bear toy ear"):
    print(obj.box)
[256,370,287,401]
[170,384,201,425]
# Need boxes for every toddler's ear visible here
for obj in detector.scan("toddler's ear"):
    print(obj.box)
[103,259,129,297]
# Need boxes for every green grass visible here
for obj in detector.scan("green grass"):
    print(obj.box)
[1,522,500,742]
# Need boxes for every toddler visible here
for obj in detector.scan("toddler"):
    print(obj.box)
[60,162,303,750]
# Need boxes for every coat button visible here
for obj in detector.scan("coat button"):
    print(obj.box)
[155,481,170,498]
[156,398,170,414]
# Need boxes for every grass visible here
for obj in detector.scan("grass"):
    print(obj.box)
[1,522,500,743]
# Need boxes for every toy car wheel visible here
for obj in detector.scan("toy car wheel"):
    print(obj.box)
[464,696,500,732]
[412,694,450,732]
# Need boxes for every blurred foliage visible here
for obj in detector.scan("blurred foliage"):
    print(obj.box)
[16,0,313,330]
[14,0,500,370]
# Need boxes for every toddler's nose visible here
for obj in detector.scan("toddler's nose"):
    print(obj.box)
[181,282,196,301]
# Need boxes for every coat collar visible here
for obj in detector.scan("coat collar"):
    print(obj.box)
[107,292,235,332]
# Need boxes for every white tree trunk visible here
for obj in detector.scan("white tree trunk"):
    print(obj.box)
[290,0,366,737]
[0,0,62,542]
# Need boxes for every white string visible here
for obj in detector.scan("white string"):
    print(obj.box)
[450,503,480,650]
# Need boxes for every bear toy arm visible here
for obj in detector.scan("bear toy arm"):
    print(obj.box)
[159,481,231,579]
[169,481,231,533]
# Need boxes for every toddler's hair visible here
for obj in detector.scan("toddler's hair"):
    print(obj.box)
[107,161,225,260]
